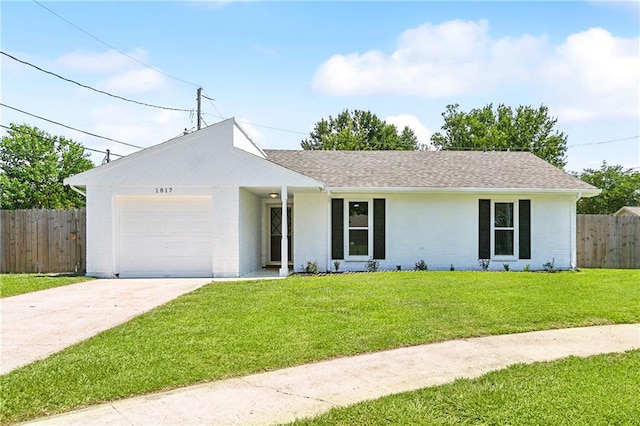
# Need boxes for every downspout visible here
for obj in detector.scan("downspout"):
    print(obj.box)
[571,192,582,270]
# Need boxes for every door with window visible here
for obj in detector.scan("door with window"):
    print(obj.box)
[269,206,292,264]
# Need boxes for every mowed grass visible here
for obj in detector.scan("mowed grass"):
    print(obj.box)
[290,350,640,426]
[0,274,93,298]
[1,269,639,423]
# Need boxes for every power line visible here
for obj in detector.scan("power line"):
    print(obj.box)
[1,103,145,149]
[568,135,639,148]
[32,0,200,88]
[87,147,121,158]
[1,51,192,113]
[235,118,309,136]
[202,89,225,119]
[202,113,309,136]
[0,123,124,157]
[30,1,234,135]
[199,89,310,136]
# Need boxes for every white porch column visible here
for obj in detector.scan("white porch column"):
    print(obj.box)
[279,186,289,277]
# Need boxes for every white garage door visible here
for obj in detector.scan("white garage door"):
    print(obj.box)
[117,197,213,277]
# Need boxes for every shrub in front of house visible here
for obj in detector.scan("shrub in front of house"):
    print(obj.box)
[366,258,379,272]
[415,260,428,271]
[304,260,319,274]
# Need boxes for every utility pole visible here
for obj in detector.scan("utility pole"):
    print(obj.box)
[196,87,202,130]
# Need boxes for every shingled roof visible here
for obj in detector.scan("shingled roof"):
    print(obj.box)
[264,150,598,192]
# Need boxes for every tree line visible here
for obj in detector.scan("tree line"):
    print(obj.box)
[1,104,638,214]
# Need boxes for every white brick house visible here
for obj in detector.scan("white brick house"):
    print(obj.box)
[65,118,599,278]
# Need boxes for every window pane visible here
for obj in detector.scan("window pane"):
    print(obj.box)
[349,202,368,227]
[495,203,513,227]
[271,208,282,236]
[349,230,368,256]
[495,230,514,255]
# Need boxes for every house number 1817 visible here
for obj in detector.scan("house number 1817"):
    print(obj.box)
[155,187,173,193]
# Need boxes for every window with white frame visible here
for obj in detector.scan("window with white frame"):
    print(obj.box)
[332,198,385,261]
[479,199,530,261]
[494,202,515,256]
[348,201,369,256]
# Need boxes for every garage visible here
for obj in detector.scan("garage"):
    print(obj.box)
[64,119,324,278]
[117,196,213,277]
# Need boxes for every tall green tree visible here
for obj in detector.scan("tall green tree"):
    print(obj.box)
[0,123,94,209]
[576,162,640,214]
[301,109,421,151]
[431,103,568,168]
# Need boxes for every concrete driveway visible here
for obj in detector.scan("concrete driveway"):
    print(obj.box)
[0,278,212,374]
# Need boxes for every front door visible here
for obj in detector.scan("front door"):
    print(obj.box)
[270,206,292,263]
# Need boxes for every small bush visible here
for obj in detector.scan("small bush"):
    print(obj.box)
[450,264,455,271]
[523,264,531,272]
[366,258,379,272]
[304,260,319,274]
[479,259,490,271]
[333,260,340,272]
[543,258,556,273]
[503,263,510,272]
[415,260,428,271]
[396,265,402,271]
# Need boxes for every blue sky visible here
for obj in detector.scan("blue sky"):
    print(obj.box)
[1,1,638,172]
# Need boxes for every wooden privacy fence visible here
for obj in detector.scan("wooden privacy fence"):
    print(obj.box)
[0,209,86,273]
[576,214,640,269]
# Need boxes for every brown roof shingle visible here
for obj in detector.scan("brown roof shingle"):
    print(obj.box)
[264,150,597,191]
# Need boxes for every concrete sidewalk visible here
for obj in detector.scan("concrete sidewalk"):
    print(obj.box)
[1,278,212,374]
[25,323,640,426]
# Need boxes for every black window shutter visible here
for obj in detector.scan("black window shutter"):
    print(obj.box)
[519,200,531,259]
[478,199,491,259]
[331,198,344,259]
[373,198,386,259]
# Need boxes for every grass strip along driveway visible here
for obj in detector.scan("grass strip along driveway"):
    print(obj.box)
[289,350,640,426]
[2,269,639,424]
[0,274,93,298]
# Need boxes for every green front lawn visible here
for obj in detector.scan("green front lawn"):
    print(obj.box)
[0,274,94,298]
[290,350,640,425]
[1,269,639,423]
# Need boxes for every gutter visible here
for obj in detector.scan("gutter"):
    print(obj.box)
[325,187,602,197]
[69,185,86,198]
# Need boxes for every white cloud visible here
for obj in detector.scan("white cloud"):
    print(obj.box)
[385,114,433,149]
[98,68,168,94]
[1,47,194,165]
[56,48,149,74]
[589,0,640,14]
[88,109,190,162]
[312,20,639,124]
[312,20,545,98]
[542,28,640,122]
